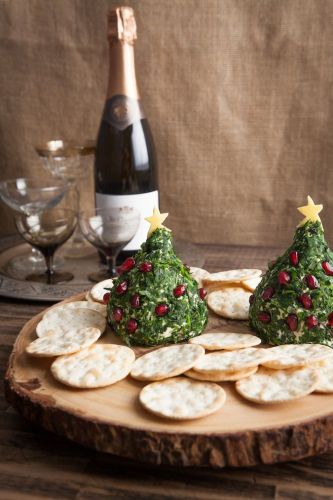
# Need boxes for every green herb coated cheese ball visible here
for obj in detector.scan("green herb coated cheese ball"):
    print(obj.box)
[249,221,333,347]
[107,228,208,346]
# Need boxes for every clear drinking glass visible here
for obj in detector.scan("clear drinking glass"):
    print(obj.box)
[0,178,67,214]
[15,208,77,284]
[35,140,95,258]
[0,178,68,274]
[79,207,140,282]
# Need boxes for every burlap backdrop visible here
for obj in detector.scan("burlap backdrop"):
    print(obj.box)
[1,0,333,247]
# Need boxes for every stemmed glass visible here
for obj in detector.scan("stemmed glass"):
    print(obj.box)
[15,207,77,284]
[35,140,95,258]
[79,207,140,282]
[0,178,68,274]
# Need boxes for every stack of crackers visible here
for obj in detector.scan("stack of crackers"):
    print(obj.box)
[26,279,135,389]
[24,274,333,422]
[190,267,261,320]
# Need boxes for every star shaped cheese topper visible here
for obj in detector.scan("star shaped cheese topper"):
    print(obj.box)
[145,207,169,236]
[297,195,323,228]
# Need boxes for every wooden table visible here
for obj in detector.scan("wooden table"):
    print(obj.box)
[1,243,333,500]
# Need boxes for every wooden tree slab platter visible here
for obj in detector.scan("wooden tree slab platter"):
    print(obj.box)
[5,293,333,469]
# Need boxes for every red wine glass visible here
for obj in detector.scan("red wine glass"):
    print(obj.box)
[15,208,77,284]
[79,207,140,282]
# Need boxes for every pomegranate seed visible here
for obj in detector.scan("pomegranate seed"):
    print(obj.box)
[199,288,207,300]
[113,308,123,322]
[306,275,319,289]
[258,312,271,324]
[139,261,153,272]
[328,312,333,327]
[155,304,169,317]
[278,271,291,285]
[115,280,128,295]
[289,251,299,266]
[249,294,255,305]
[130,293,141,309]
[262,287,275,301]
[173,284,186,298]
[103,292,110,303]
[119,257,135,273]
[306,315,318,329]
[322,261,333,276]
[126,318,138,333]
[286,314,298,331]
[298,293,313,310]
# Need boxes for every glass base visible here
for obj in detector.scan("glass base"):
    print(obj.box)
[88,270,116,283]
[26,271,74,285]
[7,251,64,275]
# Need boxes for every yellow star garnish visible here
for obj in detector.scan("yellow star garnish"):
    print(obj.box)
[297,196,323,227]
[145,207,169,236]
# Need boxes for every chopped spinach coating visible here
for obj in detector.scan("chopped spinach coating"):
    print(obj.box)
[249,221,333,347]
[108,228,208,346]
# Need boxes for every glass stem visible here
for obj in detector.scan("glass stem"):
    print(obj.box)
[106,254,118,277]
[75,184,80,213]
[72,181,86,245]
[44,252,55,284]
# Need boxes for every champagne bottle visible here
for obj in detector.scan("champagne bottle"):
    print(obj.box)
[94,6,158,256]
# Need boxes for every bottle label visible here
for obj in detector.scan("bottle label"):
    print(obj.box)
[102,95,145,131]
[95,191,159,251]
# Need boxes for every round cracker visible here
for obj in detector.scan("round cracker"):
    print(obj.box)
[130,344,205,381]
[236,366,318,404]
[139,377,226,420]
[26,327,101,357]
[203,269,261,285]
[185,365,258,382]
[51,344,135,388]
[189,267,210,287]
[207,288,251,320]
[36,308,106,338]
[90,279,114,303]
[193,348,270,374]
[189,332,261,350]
[262,344,333,370]
[44,301,107,319]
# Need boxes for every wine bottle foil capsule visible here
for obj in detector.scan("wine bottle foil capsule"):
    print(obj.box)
[108,7,137,44]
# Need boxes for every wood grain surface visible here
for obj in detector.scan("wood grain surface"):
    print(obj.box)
[6,293,333,469]
[1,243,333,499]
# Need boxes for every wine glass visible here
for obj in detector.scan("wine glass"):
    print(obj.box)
[15,208,77,284]
[0,178,67,214]
[0,178,69,274]
[35,139,95,258]
[79,207,140,282]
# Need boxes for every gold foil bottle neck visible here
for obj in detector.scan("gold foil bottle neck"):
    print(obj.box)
[108,7,137,44]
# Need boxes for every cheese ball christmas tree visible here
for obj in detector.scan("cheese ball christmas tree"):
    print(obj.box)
[108,208,208,346]
[249,196,333,347]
